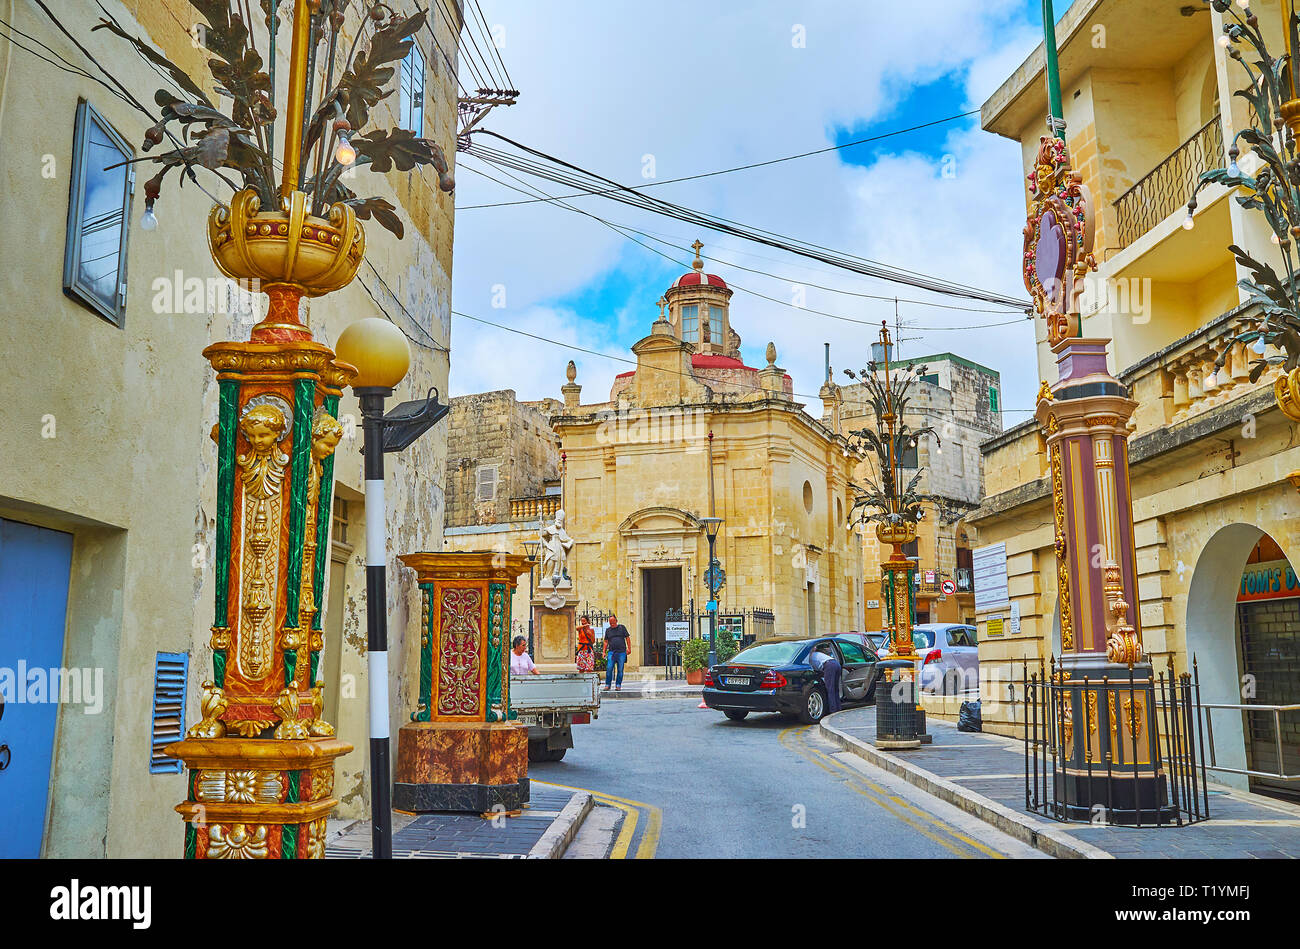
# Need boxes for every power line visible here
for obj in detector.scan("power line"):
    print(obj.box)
[466,132,1031,310]
[458,160,1031,331]
[449,306,1037,416]
[458,109,979,210]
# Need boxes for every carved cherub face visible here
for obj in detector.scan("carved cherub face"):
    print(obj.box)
[240,405,286,453]
[311,412,344,461]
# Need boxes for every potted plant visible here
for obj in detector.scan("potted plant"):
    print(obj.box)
[682,639,709,685]
[715,628,738,664]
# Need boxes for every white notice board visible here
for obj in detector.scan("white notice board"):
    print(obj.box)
[973,542,1009,612]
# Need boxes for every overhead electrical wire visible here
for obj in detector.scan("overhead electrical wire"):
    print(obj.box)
[459,109,980,210]
[458,159,1031,331]
[448,307,1036,416]
[464,131,1031,311]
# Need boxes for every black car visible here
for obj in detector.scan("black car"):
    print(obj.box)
[701,635,882,724]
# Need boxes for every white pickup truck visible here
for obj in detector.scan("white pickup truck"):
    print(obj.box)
[510,673,601,762]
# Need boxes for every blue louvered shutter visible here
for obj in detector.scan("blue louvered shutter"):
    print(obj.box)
[150,652,188,774]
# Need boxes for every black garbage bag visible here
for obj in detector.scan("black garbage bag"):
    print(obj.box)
[957,699,982,732]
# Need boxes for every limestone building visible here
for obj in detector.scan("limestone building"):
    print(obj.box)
[970,0,1299,795]
[447,246,863,671]
[837,353,1003,628]
[442,391,563,638]
[0,1,461,854]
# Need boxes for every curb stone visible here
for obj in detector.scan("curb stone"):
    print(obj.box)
[819,714,1113,860]
[527,789,593,859]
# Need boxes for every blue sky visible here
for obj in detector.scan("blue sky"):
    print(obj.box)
[450,1,1075,419]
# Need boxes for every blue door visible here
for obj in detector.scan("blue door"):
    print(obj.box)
[0,518,74,857]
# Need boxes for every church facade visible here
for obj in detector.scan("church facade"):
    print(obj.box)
[446,245,863,671]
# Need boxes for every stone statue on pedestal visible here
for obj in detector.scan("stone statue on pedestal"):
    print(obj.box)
[539,508,574,589]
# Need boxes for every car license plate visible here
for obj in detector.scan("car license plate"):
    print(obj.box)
[725,676,749,686]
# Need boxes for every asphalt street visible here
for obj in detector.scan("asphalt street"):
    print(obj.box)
[531,699,1044,858]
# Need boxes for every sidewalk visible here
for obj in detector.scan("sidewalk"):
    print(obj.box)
[598,674,702,699]
[324,782,591,859]
[823,706,1300,859]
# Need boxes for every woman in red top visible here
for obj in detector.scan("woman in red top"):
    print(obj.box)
[575,616,596,672]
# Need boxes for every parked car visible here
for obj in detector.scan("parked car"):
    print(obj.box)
[911,623,979,694]
[837,630,889,653]
[702,635,882,724]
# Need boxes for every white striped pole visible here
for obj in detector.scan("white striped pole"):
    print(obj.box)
[360,389,392,859]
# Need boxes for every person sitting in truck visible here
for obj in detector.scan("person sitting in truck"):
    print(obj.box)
[511,636,540,676]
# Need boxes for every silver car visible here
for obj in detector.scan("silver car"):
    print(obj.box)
[911,623,979,694]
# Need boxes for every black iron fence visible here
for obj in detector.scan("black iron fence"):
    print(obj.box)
[1114,114,1223,250]
[1022,657,1210,827]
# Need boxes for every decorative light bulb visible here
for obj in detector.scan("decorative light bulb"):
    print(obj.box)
[1235,0,1249,7]
[1182,209,1195,230]
[1206,370,1217,387]
[335,134,356,166]
[1253,337,1268,355]
[1272,232,1282,245]
[1218,34,1231,47]
[141,204,158,231]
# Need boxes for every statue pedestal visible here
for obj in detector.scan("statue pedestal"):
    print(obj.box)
[393,722,528,812]
[396,552,532,813]
[532,593,579,673]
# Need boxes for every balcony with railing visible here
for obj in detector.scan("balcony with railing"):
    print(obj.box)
[1113,115,1222,251]
[508,494,561,521]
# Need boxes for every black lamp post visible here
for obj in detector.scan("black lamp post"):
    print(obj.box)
[335,317,448,860]
[523,539,540,655]
[698,516,724,666]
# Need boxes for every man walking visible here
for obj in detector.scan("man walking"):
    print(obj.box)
[603,614,631,691]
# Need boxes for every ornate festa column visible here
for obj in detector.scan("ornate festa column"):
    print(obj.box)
[393,552,532,813]
[1025,136,1174,823]
[163,194,362,855]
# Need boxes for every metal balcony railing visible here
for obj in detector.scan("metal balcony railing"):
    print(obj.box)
[1114,114,1223,250]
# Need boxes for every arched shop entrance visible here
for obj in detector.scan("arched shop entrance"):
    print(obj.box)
[1187,524,1300,796]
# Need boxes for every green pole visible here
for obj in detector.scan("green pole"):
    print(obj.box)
[1042,0,1065,140]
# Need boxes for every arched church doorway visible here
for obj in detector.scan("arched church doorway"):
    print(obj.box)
[1187,524,1300,796]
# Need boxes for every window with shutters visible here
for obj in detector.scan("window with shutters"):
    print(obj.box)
[476,465,498,501]
[989,386,999,412]
[150,651,188,774]
[332,497,349,546]
[64,100,134,326]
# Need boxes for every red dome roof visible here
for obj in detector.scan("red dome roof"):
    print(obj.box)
[672,271,728,290]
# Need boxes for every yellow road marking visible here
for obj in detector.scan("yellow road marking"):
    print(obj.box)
[778,726,1006,859]
[538,781,661,859]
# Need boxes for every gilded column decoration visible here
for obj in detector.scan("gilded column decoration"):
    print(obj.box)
[1026,137,1173,823]
[236,396,292,685]
[438,588,483,717]
[486,583,508,722]
[395,553,531,814]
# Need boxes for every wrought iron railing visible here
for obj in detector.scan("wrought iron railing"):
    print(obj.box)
[1114,114,1222,250]
[1022,657,1210,827]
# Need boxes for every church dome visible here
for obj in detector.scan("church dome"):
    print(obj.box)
[666,239,730,293]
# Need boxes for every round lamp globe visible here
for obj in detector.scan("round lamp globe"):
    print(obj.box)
[336,317,410,389]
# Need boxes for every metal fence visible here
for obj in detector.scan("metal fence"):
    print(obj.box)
[1201,701,1300,784]
[1114,114,1223,250]
[1022,657,1210,827]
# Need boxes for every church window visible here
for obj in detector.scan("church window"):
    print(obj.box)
[681,305,699,342]
[708,306,723,344]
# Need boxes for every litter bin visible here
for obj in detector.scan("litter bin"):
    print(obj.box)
[875,659,920,749]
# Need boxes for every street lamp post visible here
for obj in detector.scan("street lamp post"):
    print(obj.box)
[699,517,724,666]
[336,317,448,859]
[523,540,541,655]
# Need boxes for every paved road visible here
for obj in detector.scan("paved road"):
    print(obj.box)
[531,699,1043,858]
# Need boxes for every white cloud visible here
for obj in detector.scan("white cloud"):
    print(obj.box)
[450,1,1049,421]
